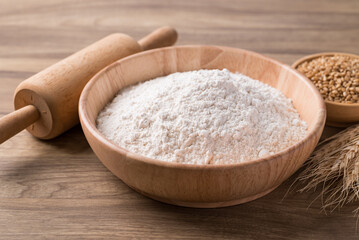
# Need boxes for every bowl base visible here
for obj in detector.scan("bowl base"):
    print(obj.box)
[130,185,279,208]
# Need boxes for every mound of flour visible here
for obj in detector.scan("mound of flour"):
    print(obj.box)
[97,69,307,165]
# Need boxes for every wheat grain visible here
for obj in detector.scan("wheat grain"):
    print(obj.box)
[296,55,359,103]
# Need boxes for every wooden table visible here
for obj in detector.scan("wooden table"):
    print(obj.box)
[1,0,358,239]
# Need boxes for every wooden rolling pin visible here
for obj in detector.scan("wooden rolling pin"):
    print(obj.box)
[0,26,177,143]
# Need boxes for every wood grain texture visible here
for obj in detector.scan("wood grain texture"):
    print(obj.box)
[79,45,326,208]
[0,0,359,239]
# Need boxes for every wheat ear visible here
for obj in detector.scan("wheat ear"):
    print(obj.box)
[297,124,359,213]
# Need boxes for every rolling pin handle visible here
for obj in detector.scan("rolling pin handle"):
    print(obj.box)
[138,26,178,51]
[0,105,40,144]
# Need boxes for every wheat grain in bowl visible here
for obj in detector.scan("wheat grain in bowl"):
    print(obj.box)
[292,52,359,126]
[296,54,359,104]
[96,69,307,165]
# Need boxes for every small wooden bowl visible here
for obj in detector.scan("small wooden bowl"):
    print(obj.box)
[79,46,326,208]
[292,52,359,127]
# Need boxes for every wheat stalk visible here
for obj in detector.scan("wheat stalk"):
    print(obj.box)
[297,124,359,213]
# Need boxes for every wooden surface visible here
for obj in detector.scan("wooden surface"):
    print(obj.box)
[79,45,325,208]
[0,0,358,239]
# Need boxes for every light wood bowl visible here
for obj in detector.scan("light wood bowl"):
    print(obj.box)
[292,52,359,127]
[79,46,326,208]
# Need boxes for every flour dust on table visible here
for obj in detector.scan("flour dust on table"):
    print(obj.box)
[97,69,307,165]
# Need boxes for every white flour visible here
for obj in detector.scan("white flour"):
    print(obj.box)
[97,69,307,165]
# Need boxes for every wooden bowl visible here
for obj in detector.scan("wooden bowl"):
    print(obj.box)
[292,52,359,127]
[79,46,326,208]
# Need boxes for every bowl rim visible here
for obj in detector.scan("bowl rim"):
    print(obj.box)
[292,52,359,107]
[79,45,326,170]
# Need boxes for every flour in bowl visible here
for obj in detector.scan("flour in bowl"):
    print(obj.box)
[96,69,307,165]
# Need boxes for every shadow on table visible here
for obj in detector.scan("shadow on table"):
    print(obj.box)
[138,178,357,239]
[1,124,98,179]
[36,124,92,154]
